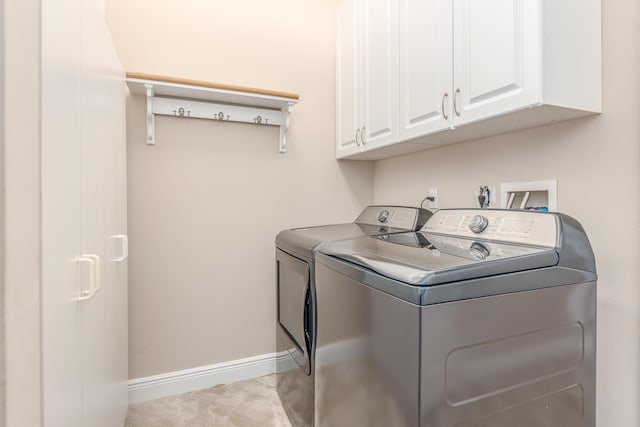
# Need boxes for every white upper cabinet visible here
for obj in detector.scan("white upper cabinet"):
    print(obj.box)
[361,0,398,150]
[337,0,398,158]
[340,0,602,160]
[336,0,361,157]
[451,0,540,123]
[398,0,452,140]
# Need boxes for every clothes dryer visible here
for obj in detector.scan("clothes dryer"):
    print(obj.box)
[275,206,432,427]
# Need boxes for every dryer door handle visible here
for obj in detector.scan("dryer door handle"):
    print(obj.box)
[303,286,313,355]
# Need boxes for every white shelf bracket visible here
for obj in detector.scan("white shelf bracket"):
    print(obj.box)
[145,84,155,145]
[127,75,299,152]
[279,103,293,154]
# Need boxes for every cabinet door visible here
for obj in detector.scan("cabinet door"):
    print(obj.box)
[80,26,111,427]
[114,151,129,424]
[361,0,398,150]
[336,0,362,158]
[41,0,84,425]
[398,0,452,141]
[452,0,540,124]
[41,0,126,426]
[80,1,128,425]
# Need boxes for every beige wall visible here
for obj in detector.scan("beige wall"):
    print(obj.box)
[106,0,373,378]
[4,0,42,425]
[373,1,640,425]
[107,0,639,424]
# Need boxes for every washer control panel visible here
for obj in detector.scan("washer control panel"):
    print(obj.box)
[469,215,489,234]
[422,209,558,247]
[377,209,390,223]
[356,206,427,230]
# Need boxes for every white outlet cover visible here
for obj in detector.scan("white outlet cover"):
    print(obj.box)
[428,188,438,209]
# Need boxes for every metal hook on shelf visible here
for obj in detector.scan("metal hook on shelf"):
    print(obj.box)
[173,107,191,117]
[213,111,230,121]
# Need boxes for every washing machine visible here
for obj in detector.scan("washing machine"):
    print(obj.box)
[275,206,432,427]
[314,208,596,427]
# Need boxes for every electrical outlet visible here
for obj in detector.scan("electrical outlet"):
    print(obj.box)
[474,186,496,208]
[427,188,438,209]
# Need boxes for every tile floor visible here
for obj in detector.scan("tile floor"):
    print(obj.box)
[125,374,292,427]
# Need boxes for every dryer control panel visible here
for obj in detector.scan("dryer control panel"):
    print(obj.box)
[422,209,558,248]
[355,206,430,230]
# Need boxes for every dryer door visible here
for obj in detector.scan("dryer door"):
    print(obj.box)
[277,249,311,373]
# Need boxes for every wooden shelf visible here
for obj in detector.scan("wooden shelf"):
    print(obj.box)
[125,72,300,152]
[126,72,299,101]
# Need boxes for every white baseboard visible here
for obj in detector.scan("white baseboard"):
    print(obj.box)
[128,351,289,404]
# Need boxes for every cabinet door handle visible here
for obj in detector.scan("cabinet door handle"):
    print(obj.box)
[453,88,461,116]
[361,127,367,145]
[355,128,361,146]
[113,234,128,262]
[77,254,101,302]
[442,92,449,120]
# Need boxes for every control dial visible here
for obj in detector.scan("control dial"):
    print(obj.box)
[469,215,489,234]
[377,209,390,223]
[469,242,490,260]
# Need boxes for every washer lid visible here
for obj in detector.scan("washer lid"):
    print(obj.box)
[276,223,399,259]
[319,232,559,286]
[275,205,432,258]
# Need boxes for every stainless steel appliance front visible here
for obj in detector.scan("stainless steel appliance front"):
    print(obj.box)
[314,209,597,427]
[275,206,432,427]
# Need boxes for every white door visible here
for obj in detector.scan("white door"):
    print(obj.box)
[361,0,398,150]
[452,0,540,124]
[41,0,127,425]
[398,0,453,141]
[336,0,362,158]
[79,1,116,424]
[114,139,129,424]
[79,40,109,427]
[41,0,84,424]
[109,37,129,427]
[85,1,129,421]
[79,0,128,425]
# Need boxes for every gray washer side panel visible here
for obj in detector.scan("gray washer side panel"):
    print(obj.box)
[557,213,596,273]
